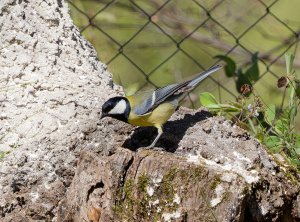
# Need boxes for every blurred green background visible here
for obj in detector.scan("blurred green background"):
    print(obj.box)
[67,0,300,122]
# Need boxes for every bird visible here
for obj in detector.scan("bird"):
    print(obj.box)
[101,65,222,148]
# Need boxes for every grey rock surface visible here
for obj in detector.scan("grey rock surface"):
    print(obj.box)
[58,109,300,222]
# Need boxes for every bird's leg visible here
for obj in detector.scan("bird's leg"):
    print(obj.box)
[136,126,164,152]
[148,126,163,148]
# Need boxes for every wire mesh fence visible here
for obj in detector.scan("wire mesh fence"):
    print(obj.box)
[67,0,300,108]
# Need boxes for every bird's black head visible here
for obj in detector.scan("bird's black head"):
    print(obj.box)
[101,96,131,123]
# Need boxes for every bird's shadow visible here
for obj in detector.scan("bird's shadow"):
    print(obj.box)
[122,110,212,152]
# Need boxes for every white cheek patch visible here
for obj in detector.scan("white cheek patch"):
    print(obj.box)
[109,99,127,114]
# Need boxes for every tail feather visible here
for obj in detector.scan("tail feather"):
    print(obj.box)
[188,64,222,87]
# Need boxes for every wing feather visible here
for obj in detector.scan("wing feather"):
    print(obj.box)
[127,90,153,109]
[131,83,187,115]
[130,65,222,115]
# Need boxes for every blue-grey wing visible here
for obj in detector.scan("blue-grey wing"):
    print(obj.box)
[132,83,183,115]
[132,65,222,115]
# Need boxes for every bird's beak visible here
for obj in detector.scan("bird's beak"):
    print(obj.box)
[100,113,107,119]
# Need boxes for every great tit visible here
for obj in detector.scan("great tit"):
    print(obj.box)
[101,65,222,148]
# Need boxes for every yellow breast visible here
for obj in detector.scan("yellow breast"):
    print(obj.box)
[128,102,176,128]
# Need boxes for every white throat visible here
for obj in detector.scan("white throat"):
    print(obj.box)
[109,99,127,115]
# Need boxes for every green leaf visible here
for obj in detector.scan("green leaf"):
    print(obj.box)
[274,116,288,135]
[204,104,223,112]
[229,101,243,109]
[285,53,294,74]
[245,53,259,82]
[205,104,222,109]
[289,105,297,125]
[265,104,275,125]
[218,104,241,112]
[215,55,236,77]
[205,104,240,112]
[264,136,282,152]
[199,92,218,106]
[200,92,240,113]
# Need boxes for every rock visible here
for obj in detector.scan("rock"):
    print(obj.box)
[58,149,134,222]
[58,111,300,221]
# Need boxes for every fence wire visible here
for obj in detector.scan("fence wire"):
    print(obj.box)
[67,0,300,107]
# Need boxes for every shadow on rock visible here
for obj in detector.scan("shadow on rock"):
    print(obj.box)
[122,110,212,152]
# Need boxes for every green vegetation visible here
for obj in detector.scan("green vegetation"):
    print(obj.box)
[200,53,300,169]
